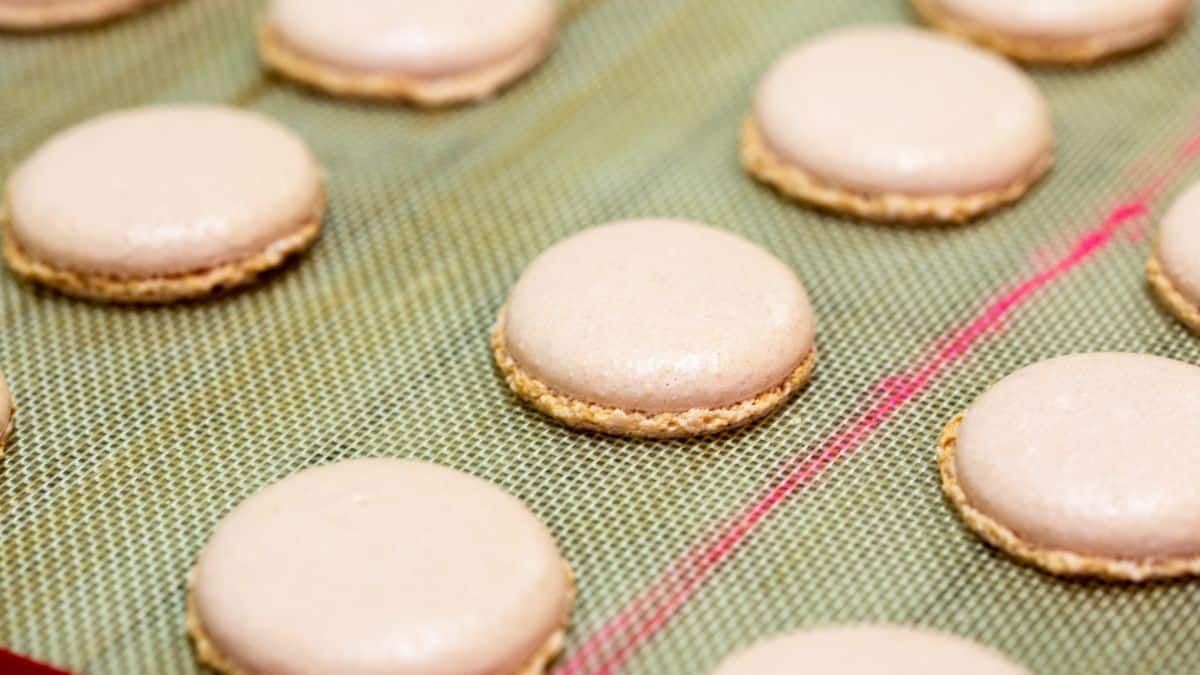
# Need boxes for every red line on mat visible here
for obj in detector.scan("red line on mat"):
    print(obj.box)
[0,649,70,675]
[557,132,1200,675]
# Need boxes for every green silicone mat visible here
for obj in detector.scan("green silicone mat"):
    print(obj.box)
[3,1,1200,673]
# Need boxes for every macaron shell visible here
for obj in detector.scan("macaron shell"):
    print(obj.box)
[912,0,1190,63]
[1147,256,1200,334]
[494,317,816,438]
[1154,181,1200,308]
[752,26,1052,198]
[2,211,322,303]
[952,353,1200,563]
[929,0,1188,40]
[0,371,12,451]
[741,117,1052,224]
[711,626,1030,675]
[0,0,153,29]
[190,459,572,675]
[267,0,557,78]
[502,219,816,415]
[6,104,323,280]
[259,21,555,106]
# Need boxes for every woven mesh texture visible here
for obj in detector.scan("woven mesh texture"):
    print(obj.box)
[3,1,1200,673]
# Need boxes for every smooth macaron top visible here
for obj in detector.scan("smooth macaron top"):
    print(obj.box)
[6,104,322,279]
[267,0,557,78]
[192,459,572,675]
[955,353,1200,560]
[711,626,1030,675]
[503,219,816,414]
[1155,180,1200,306]
[753,25,1052,197]
[932,0,1188,39]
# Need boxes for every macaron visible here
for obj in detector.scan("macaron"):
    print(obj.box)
[0,370,13,458]
[1148,180,1200,333]
[189,459,574,675]
[939,353,1200,581]
[711,625,1030,675]
[743,25,1053,224]
[912,0,1191,64]
[493,219,817,439]
[259,0,558,106]
[3,104,324,303]
[0,0,157,30]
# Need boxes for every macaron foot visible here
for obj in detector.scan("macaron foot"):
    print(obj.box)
[493,307,817,439]
[741,117,1053,224]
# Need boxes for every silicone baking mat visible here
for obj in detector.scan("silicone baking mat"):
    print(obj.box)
[3,1,1200,673]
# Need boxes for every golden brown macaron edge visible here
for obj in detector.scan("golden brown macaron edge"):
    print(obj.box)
[1147,255,1200,334]
[0,399,14,459]
[492,306,817,439]
[910,0,1190,64]
[258,22,555,107]
[939,413,1200,581]
[186,562,576,675]
[0,0,159,30]
[1,192,324,304]
[741,117,1054,225]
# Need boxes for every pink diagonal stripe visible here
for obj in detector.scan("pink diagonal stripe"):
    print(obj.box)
[557,127,1200,675]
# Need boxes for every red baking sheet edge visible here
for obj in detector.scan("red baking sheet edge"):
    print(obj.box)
[0,648,71,674]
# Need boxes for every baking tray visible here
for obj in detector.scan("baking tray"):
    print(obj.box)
[3,1,1200,673]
